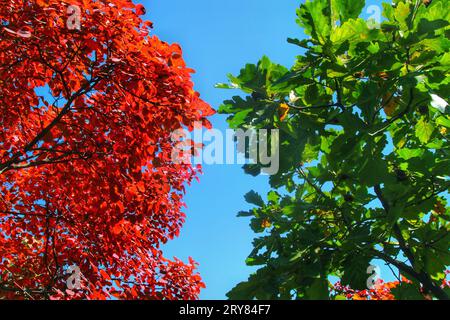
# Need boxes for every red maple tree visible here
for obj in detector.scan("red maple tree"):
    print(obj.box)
[0,0,214,300]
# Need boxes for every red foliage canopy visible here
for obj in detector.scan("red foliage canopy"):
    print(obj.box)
[333,272,450,300]
[0,0,214,299]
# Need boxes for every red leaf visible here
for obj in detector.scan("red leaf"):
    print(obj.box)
[136,4,146,16]
[100,269,111,281]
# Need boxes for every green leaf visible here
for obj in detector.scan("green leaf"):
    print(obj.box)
[359,158,389,186]
[341,256,371,290]
[415,117,435,144]
[244,190,265,207]
[393,1,411,30]
[331,0,365,23]
[287,38,311,49]
[227,109,252,129]
[267,191,280,203]
[297,0,331,43]
[397,148,425,160]
[305,278,329,300]
[302,141,320,163]
[391,283,424,300]
[417,19,449,37]
[227,281,256,300]
[436,116,450,128]
[237,210,254,217]
[215,82,238,89]
[331,18,370,45]
[245,256,266,266]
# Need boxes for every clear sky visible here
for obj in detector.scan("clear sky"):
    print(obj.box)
[144,0,391,299]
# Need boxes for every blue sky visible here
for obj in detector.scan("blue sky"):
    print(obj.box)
[144,0,392,299]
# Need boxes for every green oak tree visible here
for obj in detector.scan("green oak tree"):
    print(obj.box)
[218,0,449,300]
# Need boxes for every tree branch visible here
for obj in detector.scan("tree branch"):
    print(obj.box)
[374,184,449,300]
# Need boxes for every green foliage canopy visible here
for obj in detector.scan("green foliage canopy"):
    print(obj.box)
[218,0,450,300]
